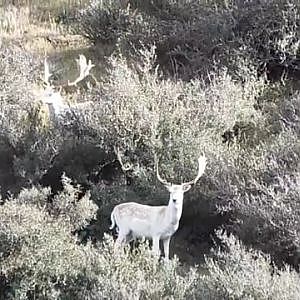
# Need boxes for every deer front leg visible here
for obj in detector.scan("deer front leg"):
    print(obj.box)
[162,237,171,261]
[152,236,160,257]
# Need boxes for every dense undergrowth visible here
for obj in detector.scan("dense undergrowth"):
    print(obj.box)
[0,0,300,299]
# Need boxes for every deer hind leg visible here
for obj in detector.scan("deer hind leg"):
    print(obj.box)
[113,231,127,256]
[115,229,130,248]
[116,228,134,246]
[116,234,126,246]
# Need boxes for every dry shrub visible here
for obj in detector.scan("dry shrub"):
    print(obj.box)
[82,46,264,163]
[0,5,30,35]
[0,41,94,193]
[228,130,300,266]
[1,39,299,270]
[0,41,55,194]
[0,6,299,296]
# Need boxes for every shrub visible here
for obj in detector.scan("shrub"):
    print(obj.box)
[1,184,299,300]
[0,39,39,104]
[0,41,96,194]
[1,37,299,270]
[87,47,300,267]
[226,129,300,266]
[0,181,98,299]
[77,0,300,80]
[0,40,54,194]
[0,4,30,35]
[1,1,300,286]
[198,232,300,300]
[0,184,200,299]
[0,4,300,295]
[76,0,145,44]
[74,47,266,212]
[92,235,199,300]
[85,46,264,159]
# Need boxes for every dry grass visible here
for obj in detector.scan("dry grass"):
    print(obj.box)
[0,0,89,54]
[1,0,88,10]
[0,5,61,53]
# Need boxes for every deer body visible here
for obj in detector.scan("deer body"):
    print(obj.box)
[111,199,181,240]
[110,155,207,260]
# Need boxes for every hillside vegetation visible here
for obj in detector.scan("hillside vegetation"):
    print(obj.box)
[0,0,299,299]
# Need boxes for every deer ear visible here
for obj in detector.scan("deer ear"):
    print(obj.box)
[165,184,172,192]
[182,184,192,192]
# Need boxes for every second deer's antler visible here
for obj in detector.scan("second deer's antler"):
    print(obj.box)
[68,55,95,86]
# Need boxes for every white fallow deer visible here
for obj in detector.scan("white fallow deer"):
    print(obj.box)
[40,54,94,122]
[109,154,207,260]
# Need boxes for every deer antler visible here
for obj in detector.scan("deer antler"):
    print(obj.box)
[182,155,207,187]
[68,54,95,86]
[156,158,171,186]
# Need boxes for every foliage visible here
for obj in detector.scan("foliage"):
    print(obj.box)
[198,232,300,300]
[0,185,299,300]
[0,181,98,299]
[0,184,199,299]
[77,0,300,80]
[0,0,300,298]
[1,40,299,266]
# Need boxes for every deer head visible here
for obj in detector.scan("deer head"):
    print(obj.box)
[156,155,207,206]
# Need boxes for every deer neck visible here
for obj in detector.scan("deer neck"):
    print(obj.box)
[166,199,183,226]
